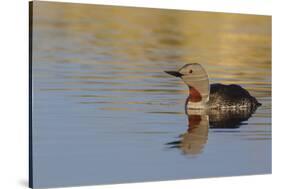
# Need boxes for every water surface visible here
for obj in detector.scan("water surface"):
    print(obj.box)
[32,2,271,188]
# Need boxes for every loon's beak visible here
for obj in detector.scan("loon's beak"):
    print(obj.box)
[164,71,183,77]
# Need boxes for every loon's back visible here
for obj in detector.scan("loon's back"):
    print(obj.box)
[208,84,261,109]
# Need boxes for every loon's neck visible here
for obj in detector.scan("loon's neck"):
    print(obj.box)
[187,78,210,109]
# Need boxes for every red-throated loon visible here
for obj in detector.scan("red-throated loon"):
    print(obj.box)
[165,63,261,110]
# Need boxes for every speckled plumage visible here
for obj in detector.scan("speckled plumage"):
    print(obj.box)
[207,83,261,110]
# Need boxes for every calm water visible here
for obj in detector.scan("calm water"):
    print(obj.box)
[31,2,272,188]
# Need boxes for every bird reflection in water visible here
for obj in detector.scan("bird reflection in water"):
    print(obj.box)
[166,108,257,155]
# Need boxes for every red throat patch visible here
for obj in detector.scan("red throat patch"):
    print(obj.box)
[189,86,202,102]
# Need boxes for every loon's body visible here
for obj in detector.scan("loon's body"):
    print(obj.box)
[207,83,261,109]
[165,63,261,110]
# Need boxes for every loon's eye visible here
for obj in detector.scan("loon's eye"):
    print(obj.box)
[189,69,193,74]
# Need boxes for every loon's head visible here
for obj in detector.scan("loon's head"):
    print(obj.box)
[165,63,210,107]
[165,63,208,84]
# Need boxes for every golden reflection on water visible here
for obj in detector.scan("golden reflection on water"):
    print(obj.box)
[34,2,271,93]
[31,2,272,187]
[32,2,271,155]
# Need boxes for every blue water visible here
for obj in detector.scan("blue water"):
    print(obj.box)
[31,2,271,188]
